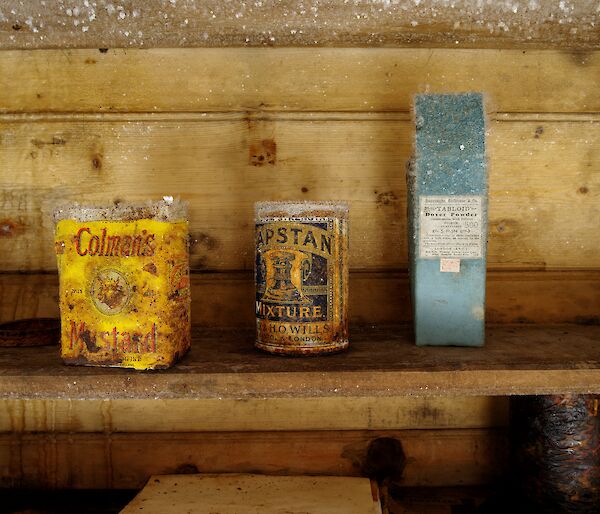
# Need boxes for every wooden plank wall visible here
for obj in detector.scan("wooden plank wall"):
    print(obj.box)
[0,117,598,272]
[3,271,599,326]
[0,396,509,489]
[0,396,509,488]
[0,429,508,489]
[0,47,598,489]
[1,397,508,433]
[0,48,599,326]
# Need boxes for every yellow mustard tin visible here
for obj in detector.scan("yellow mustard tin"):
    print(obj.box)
[53,199,190,370]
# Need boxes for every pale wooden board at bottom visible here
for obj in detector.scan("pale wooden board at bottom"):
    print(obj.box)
[0,429,507,489]
[121,474,382,514]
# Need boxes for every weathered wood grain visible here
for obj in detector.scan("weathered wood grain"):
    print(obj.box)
[0,396,507,433]
[1,271,598,326]
[0,49,598,113]
[0,325,597,399]
[0,118,597,271]
[0,1,598,50]
[0,429,508,488]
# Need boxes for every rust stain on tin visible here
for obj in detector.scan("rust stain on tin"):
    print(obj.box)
[54,206,190,370]
[255,201,349,356]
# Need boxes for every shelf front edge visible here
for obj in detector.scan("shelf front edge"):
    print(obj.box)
[0,368,598,400]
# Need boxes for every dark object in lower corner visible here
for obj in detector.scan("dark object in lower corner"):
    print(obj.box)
[0,318,60,347]
[362,436,407,483]
[510,394,600,513]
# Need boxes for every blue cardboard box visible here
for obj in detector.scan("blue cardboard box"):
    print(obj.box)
[407,93,488,346]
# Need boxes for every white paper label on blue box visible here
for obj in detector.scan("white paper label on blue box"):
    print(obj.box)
[419,195,483,259]
[440,258,461,273]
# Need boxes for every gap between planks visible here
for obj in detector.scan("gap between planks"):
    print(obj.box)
[0,112,599,123]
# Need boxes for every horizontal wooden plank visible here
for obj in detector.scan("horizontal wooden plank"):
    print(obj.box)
[0,118,598,271]
[0,2,598,50]
[0,429,508,488]
[1,270,598,326]
[0,325,597,400]
[0,49,598,113]
[0,396,507,433]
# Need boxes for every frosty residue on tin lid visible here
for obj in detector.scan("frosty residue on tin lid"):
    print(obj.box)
[255,200,349,220]
[53,198,188,223]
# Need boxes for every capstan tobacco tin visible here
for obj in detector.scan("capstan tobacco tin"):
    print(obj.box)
[255,201,349,356]
[54,199,191,370]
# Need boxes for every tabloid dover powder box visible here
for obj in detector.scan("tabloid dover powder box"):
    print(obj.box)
[407,93,488,346]
[54,199,191,369]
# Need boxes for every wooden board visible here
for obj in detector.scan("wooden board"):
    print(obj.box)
[1,118,598,271]
[0,396,507,433]
[0,325,597,399]
[120,474,382,514]
[0,2,598,50]
[0,429,507,489]
[0,49,598,113]
[1,271,598,326]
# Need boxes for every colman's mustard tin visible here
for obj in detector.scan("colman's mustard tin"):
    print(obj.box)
[53,199,190,370]
[255,201,349,356]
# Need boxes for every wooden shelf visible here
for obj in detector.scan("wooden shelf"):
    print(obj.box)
[0,325,598,400]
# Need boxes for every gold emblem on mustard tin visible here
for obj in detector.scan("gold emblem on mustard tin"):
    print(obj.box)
[90,269,131,316]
